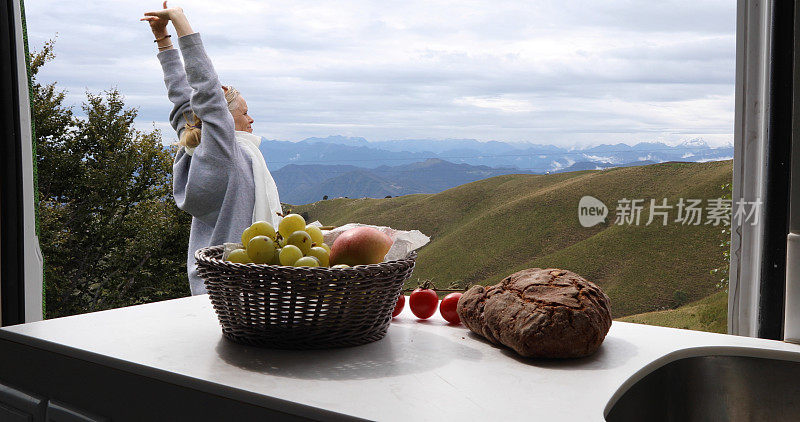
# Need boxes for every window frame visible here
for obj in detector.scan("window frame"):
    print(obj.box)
[729,0,794,339]
[0,0,42,326]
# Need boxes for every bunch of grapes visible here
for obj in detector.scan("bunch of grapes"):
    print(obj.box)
[226,214,345,268]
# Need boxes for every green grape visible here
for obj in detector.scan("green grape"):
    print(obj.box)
[331,264,350,269]
[271,247,282,265]
[252,221,277,240]
[319,243,331,254]
[278,214,306,238]
[304,225,324,245]
[286,230,313,255]
[279,245,303,266]
[307,246,330,267]
[247,235,275,264]
[241,226,256,247]
[227,249,252,264]
[294,256,320,267]
[242,221,277,245]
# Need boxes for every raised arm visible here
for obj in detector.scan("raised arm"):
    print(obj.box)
[143,5,237,160]
[143,2,193,139]
[142,3,243,225]
[177,32,237,155]
[158,50,193,138]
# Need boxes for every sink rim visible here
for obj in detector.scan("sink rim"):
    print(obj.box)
[603,344,800,418]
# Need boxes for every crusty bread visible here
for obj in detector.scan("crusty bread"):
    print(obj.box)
[457,268,612,358]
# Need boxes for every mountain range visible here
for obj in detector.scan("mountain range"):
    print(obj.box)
[272,159,537,204]
[265,136,732,204]
[260,136,733,173]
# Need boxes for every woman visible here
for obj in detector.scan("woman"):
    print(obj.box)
[142,3,281,295]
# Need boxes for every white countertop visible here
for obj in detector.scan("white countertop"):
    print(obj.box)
[2,295,800,421]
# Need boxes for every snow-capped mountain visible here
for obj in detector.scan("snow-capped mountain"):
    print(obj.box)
[260,136,734,172]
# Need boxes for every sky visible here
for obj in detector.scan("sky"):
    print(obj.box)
[25,0,736,147]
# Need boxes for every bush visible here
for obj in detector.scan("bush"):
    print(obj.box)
[33,41,191,318]
[672,290,689,308]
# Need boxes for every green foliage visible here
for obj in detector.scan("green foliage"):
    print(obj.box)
[672,290,689,308]
[32,41,191,318]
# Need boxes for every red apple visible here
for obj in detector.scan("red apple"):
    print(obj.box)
[329,227,393,266]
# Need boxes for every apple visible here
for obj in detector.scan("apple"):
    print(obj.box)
[329,227,393,266]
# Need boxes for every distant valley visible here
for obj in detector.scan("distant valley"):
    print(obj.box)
[272,159,537,205]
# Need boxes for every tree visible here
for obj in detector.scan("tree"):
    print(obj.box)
[32,41,192,318]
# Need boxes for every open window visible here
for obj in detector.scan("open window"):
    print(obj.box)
[6,0,797,339]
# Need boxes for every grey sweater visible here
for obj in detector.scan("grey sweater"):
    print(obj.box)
[158,33,255,295]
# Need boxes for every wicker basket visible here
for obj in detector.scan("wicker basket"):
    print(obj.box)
[195,245,416,349]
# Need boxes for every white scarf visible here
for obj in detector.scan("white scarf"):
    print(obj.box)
[183,131,282,227]
[234,131,282,227]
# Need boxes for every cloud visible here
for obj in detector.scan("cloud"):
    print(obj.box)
[25,0,736,147]
[453,96,538,113]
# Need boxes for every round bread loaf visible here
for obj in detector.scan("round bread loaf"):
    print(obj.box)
[457,268,611,358]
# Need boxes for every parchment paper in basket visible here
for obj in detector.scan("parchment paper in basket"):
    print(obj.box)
[312,222,430,261]
[221,222,429,262]
[222,242,245,261]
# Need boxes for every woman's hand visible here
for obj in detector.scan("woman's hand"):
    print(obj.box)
[142,1,195,38]
[141,1,185,37]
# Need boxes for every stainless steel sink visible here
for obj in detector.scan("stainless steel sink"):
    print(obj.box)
[605,353,800,421]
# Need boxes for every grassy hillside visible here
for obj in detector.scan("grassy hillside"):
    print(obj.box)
[294,160,733,319]
[617,291,728,333]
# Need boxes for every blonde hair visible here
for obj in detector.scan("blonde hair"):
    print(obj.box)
[223,85,241,112]
[179,112,202,148]
[177,86,241,149]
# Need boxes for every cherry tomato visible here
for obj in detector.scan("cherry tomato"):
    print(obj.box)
[409,288,438,319]
[439,292,462,325]
[392,295,405,318]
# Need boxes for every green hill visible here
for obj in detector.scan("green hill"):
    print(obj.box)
[294,160,732,319]
[618,290,728,333]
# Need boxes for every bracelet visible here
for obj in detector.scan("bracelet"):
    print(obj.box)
[154,34,171,43]
[158,43,174,50]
